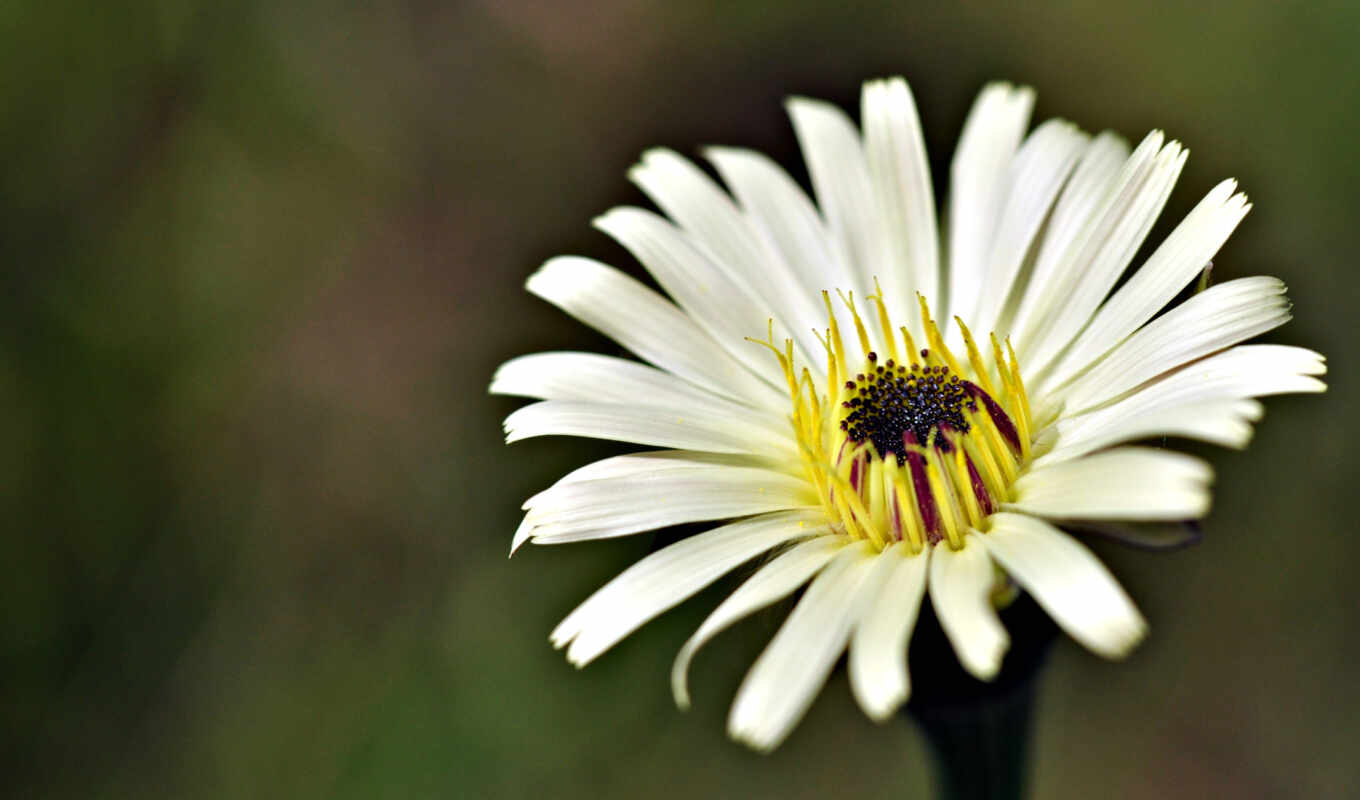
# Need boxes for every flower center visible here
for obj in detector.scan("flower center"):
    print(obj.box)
[840,356,970,462]
[754,290,1033,553]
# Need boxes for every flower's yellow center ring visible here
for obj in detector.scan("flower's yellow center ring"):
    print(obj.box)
[752,288,1034,555]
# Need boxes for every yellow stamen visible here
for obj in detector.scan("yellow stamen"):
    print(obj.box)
[900,326,921,367]
[870,278,901,363]
[838,290,873,357]
[948,434,985,528]
[957,317,998,399]
[959,413,1008,502]
[918,295,966,377]
[822,291,849,374]
[884,458,924,552]
[867,458,888,533]
[922,443,965,549]
[750,290,1034,555]
[1005,338,1033,459]
[989,333,1015,405]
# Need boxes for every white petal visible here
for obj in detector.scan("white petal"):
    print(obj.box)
[1055,276,1291,414]
[629,148,768,285]
[510,516,534,555]
[551,510,826,666]
[996,132,1128,334]
[929,538,1008,680]
[503,400,793,457]
[728,540,879,751]
[1009,447,1212,520]
[671,535,846,709]
[491,352,771,427]
[962,119,1089,338]
[786,96,883,301]
[975,516,1146,658]
[848,542,930,721]
[947,83,1035,322]
[1038,399,1264,465]
[522,451,771,510]
[1010,131,1164,343]
[594,208,791,385]
[522,464,817,546]
[526,256,782,408]
[862,77,940,327]
[1020,133,1188,375]
[705,146,854,299]
[630,150,827,365]
[1044,180,1251,388]
[1037,344,1325,465]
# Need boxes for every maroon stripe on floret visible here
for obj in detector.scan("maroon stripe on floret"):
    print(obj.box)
[963,381,1021,454]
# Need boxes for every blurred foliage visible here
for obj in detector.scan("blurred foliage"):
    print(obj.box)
[1,1,1356,798]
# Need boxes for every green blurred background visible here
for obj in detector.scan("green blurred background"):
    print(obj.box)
[3,1,1356,797]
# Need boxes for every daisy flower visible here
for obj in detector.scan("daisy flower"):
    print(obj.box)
[493,77,1326,751]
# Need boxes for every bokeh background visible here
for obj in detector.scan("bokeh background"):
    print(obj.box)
[4,1,1356,797]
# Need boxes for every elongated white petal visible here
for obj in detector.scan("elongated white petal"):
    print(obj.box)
[862,78,940,328]
[786,97,885,304]
[729,541,879,751]
[552,510,826,666]
[1045,181,1251,388]
[930,539,1008,680]
[629,148,768,284]
[975,515,1146,658]
[1038,344,1325,464]
[948,83,1035,322]
[848,542,930,720]
[503,400,793,457]
[1028,138,1186,375]
[1010,131,1164,350]
[630,150,827,364]
[995,132,1128,335]
[1066,344,1326,427]
[1057,276,1291,414]
[510,516,534,555]
[705,146,854,303]
[1009,447,1211,520]
[521,451,770,504]
[671,535,846,709]
[1038,399,1264,465]
[963,119,1089,338]
[523,465,817,545]
[492,352,771,428]
[526,257,782,408]
[594,208,793,384]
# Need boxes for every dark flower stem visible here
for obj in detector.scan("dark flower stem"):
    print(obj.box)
[905,593,1058,800]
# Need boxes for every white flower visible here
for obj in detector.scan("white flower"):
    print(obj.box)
[493,77,1326,752]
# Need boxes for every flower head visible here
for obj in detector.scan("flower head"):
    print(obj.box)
[494,78,1326,751]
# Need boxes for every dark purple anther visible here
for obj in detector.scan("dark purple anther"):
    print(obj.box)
[966,453,994,515]
[903,431,942,543]
[963,382,1022,454]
